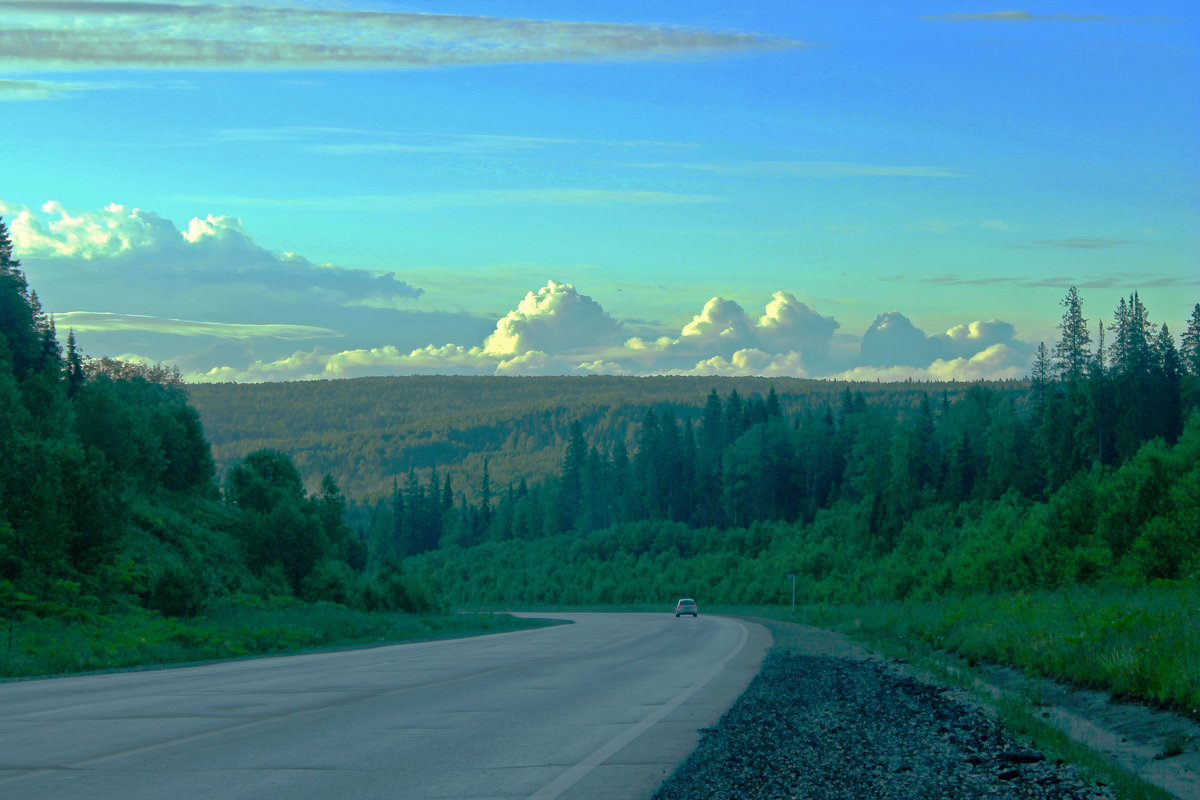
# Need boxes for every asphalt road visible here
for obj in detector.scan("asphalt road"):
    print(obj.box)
[0,612,771,800]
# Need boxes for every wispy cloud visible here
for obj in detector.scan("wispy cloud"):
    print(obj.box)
[630,160,967,178]
[1032,238,1135,249]
[174,189,723,211]
[0,77,139,100]
[216,128,697,153]
[309,132,697,156]
[56,312,338,340]
[1019,274,1200,289]
[0,78,75,100]
[921,274,1020,286]
[922,11,1150,23]
[0,1,801,72]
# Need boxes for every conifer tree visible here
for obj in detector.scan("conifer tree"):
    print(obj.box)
[1182,303,1200,377]
[478,458,492,530]
[65,329,85,397]
[1030,342,1052,411]
[698,388,724,472]
[766,385,783,418]
[1153,324,1183,444]
[0,216,42,381]
[1053,286,1090,382]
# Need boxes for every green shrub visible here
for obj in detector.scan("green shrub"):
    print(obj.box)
[148,561,207,618]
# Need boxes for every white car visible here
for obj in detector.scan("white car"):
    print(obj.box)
[674,598,698,617]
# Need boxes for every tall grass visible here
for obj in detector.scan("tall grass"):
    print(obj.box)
[752,581,1200,718]
[1,599,551,679]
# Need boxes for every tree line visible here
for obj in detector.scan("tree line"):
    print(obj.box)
[389,289,1199,606]
[371,288,1197,567]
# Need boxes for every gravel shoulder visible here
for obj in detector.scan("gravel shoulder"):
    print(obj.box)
[651,617,1164,800]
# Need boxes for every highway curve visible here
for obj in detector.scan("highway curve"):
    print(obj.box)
[0,612,770,800]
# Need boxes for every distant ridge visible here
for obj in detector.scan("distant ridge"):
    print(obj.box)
[186,375,1027,500]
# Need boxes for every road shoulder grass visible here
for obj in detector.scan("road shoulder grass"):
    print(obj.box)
[1,598,556,680]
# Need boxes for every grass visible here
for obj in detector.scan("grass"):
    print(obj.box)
[0,598,555,679]
[722,581,1200,721]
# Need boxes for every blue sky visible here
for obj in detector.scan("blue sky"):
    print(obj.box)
[2,1,1196,381]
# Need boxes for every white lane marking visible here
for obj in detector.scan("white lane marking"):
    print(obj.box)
[527,619,751,800]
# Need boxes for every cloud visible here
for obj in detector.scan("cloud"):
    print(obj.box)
[290,130,698,156]
[193,342,507,382]
[756,291,840,361]
[858,312,1032,370]
[630,161,966,178]
[670,349,811,378]
[0,2,800,72]
[483,281,625,356]
[622,291,839,374]
[922,12,1123,23]
[0,78,81,100]
[451,190,721,208]
[1031,238,1135,249]
[833,344,1028,382]
[6,200,423,311]
[169,287,1032,382]
[54,312,336,340]
[1019,273,1200,289]
[940,319,1025,360]
[678,297,756,344]
[921,274,1019,286]
[4,198,1033,383]
[860,312,940,367]
[170,189,722,213]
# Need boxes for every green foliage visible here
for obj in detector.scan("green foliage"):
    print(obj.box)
[148,560,208,618]
[0,222,425,631]
[0,601,547,678]
[407,409,1200,613]
[787,582,1200,718]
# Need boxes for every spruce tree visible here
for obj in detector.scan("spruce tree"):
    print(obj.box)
[65,329,85,397]
[0,216,42,381]
[1052,286,1091,382]
[1182,303,1200,377]
[1153,324,1183,444]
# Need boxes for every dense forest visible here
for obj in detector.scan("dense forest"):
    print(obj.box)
[388,288,1200,606]
[0,218,433,623]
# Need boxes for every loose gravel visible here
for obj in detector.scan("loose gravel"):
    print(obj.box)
[652,650,1115,800]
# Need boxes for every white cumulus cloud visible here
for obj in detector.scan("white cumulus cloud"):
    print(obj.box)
[483,280,625,357]
[625,292,839,375]
[6,199,423,311]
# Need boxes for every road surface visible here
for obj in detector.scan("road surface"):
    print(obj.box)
[0,612,770,800]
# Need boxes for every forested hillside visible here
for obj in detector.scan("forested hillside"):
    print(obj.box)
[0,218,431,628]
[387,288,1200,606]
[186,374,1028,502]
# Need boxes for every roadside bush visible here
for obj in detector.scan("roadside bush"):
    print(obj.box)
[147,561,207,618]
[301,558,356,605]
